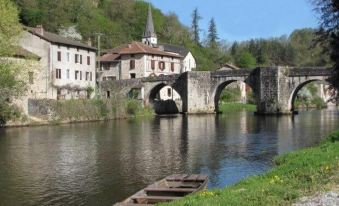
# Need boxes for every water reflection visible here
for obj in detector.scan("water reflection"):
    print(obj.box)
[0,109,338,206]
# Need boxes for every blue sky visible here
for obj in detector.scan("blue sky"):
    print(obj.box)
[149,0,320,42]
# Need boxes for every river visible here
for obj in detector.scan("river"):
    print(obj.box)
[0,109,338,206]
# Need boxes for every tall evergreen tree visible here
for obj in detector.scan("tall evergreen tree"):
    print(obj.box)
[207,17,218,48]
[191,8,202,45]
[313,0,339,87]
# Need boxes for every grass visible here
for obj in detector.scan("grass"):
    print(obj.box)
[219,103,256,113]
[161,130,339,206]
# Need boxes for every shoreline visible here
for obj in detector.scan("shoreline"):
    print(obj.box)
[162,130,339,206]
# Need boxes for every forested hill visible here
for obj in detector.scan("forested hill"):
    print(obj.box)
[14,0,332,70]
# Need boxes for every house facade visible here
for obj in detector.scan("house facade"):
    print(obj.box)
[19,26,97,100]
[98,4,196,102]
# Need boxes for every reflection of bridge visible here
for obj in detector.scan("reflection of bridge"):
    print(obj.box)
[100,67,335,114]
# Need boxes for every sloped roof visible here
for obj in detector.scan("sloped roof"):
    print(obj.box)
[118,42,182,57]
[100,53,120,62]
[218,63,240,71]
[24,26,97,51]
[159,44,190,57]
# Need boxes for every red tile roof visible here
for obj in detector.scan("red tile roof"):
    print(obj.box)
[100,42,182,62]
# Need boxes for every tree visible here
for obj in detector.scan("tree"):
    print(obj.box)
[313,0,339,87]
[0,0,26,126]
[236,52,257,68]
[207,18,218,48]
[0,0,22,56]
[191,8,202,45]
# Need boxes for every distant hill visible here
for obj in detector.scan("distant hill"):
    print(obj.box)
[14,0,332,70]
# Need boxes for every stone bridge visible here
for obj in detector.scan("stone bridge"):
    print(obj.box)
[99,67,335,114]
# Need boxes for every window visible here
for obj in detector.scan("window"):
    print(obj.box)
[56,69,61,79]
[86,72,89,81]
[75,54,79,63]
[87,56,90,65]
[151,60,155,70]
[67,52,70,62]
[80,55,83,64]
[75,71,79,80]
[90,72,92,81]
[80,71,82,80]
[67,69,70,79]
[167,88,172,97]
[130,60,135,70]
[106,91,111,98]
[130,73,136,79]
[171,62,175,72]
[28,72,34,84]
[57,51,61,61]
[159,61,165,71]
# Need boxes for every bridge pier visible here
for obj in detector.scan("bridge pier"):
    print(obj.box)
[254,67,293,115]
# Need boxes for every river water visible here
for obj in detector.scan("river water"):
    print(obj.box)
[0,109,338,206]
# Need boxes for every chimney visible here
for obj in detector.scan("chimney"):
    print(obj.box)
[87,38,92,47]
[34,25,44,36]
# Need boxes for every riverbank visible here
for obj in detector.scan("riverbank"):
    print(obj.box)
[163,130,339,206]
[219,103,256,113]
[4,98,154,127]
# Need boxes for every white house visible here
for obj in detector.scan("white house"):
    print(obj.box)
[19,25,97,100]
[98,4,196,101]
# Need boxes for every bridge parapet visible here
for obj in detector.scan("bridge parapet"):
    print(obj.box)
[284,67,333,77]
[211,69,253,77]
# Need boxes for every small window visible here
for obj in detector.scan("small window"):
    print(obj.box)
[130,60,135,70]
[151,60,155,70]
[80,55,83,64]
[28,72,34,84]
[90,72,92,81]
[159,61,165,71]
[75,71,79,80]
[67,52,70,62]
[57,51,61,61]
[67,69,70,79]
[56,69,61,79]
[75,54,79,63]
[171,62,175,72]
[106,91,110,98]
[86,72,89,81]
[87,56,90,65]
[130,73,136,79]
[167,88,172,97]
[80,71,82,80]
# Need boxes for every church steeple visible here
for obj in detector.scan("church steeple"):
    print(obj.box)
[142,3,157,45]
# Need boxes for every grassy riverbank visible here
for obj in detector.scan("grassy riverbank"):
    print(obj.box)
[163,130,339,206]
[219,103,256,113]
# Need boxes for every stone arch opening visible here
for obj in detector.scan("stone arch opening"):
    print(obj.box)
[289,79,336,112]
[148,83,183,114]
[214,80,256,113]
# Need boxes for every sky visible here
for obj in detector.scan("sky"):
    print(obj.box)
[149,0,320,42]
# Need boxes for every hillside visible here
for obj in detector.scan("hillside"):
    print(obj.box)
[14,0,332,70]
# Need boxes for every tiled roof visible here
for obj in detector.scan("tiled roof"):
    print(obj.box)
[100,53,120,62]
[159,44,190,57]
[24,26,97,51]
[101,42,182,62]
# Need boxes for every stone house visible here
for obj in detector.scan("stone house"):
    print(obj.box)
[98,4,196,101]
[19,26,97,100]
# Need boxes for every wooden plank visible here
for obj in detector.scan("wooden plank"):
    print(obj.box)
[184,174,199,181]
[144,188,196,193]
[131,195,181,202]
[166,174,188,181]
[197,174,208,181]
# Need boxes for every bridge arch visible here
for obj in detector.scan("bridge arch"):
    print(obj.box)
[213,79,256,113]
[288,78,333,112]
[147,83,184,114]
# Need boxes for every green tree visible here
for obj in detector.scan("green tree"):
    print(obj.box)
[207,17,218,48]
[237,52,257,68]
[191,8,202,45]
[0,0,22,56]
[313,0,339,87]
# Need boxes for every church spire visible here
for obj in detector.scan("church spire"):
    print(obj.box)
[142,3,157,45]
